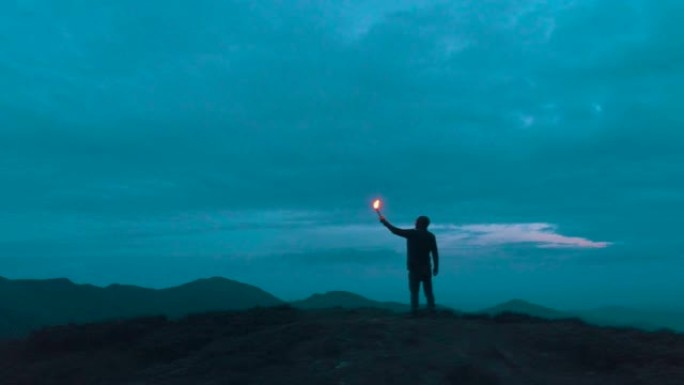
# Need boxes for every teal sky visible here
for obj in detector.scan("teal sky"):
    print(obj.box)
[1,0,683,311]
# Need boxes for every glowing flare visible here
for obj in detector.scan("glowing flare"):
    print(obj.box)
[373,199,382,211]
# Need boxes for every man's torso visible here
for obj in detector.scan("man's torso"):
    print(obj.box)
[404,229,435,271]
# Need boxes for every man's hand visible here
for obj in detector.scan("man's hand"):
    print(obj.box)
[433,267,439,277]
[379,215,387,223]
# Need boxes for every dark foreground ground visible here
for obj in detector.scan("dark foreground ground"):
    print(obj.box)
[1,307,683,385]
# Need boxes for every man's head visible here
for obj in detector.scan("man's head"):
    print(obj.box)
[415,216,430,230]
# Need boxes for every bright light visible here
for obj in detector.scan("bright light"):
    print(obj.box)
[373,199,381,211]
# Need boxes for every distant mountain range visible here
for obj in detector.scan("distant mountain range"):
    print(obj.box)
[1,276,683,340]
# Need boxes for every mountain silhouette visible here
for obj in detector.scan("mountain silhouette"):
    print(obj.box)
[0,276,283,339]
[2,307,683,385]
[152,277,284,317]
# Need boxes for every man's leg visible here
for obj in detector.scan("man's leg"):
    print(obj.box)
[408,271,420,311]
[423,272,435,310]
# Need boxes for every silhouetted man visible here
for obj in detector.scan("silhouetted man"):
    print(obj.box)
[379,215,439,312]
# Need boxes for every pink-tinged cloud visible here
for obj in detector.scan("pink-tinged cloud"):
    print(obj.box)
[434,223,611,250]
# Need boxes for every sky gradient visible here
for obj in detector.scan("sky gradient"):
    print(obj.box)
[1,0,683,311]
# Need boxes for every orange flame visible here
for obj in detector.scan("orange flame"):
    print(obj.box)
[373,199,381,211]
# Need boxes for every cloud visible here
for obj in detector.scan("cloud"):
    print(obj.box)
[437,223,611,249]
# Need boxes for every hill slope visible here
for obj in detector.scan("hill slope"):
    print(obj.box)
[1,308,682,385]
[481,299,570,320]
[482,300,684,332]
[576,306,684,331]
[291,291,409,312]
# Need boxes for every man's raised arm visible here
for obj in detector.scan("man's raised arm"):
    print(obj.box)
[379,216,412,238]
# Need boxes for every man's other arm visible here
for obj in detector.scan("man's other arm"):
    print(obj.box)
[431,234,439,276]
[379,217,412,238]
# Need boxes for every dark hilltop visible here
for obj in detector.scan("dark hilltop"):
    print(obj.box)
[2,306,684,385]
